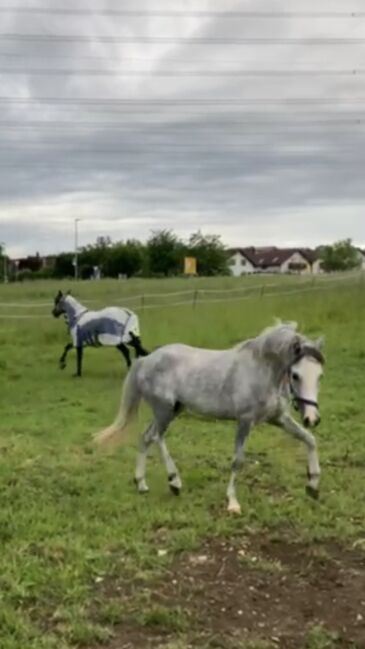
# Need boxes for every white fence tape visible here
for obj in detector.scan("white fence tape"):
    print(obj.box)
[0,273,360,320]
[0,271,360,311]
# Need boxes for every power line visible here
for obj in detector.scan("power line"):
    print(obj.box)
[0,154,362,165]
[1,107,363,117]
[0,68,362,76]
[0,96,364,106]
[0,165,362,173]
[1,138,364,150]
[0,118,364,128]
[0,8,364,18]
[0,52,360,67]
[1,34,365,44]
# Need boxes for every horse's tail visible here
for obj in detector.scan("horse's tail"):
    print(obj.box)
[93,363,141,447]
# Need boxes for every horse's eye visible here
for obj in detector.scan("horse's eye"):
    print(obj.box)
[292,372,300,382]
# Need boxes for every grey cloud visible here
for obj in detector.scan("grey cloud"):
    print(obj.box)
[1,0,365,256]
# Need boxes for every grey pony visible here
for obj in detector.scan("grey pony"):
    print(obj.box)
[95,322,325,513]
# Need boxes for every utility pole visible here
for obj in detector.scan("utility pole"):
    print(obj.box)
[74,218,81,280]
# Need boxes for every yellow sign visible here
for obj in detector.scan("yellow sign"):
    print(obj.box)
[184,257,197,275]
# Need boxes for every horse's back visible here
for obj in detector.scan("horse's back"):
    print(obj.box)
[136,343,239,416]
[137,343,237,387]
[76,307,139,346]
[98,306,136,322]
[145,343,230,364]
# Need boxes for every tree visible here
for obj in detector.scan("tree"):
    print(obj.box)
[103,240,144,278]
[78,236,113,278]
[187,231,229,276]
[145,230,184,276]
[53,253,75,279]
[320,239,361,272]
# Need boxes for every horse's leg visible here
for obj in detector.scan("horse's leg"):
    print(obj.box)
[75,346,83,377]
[135,404,179,495]
[227,419,251,515]
[59,342,73,369]
[117,343,131,368]
[157,432,182,495]
[134,422,157,494]
[276,413,320,499]
[153,403,182,495]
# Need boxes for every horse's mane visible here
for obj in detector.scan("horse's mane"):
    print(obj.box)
[235,321,298,352]
[235,321,325,366]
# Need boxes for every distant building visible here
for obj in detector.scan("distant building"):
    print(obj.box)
[228,247,322,277]
[10,254,57,277]
[357,249,365,270]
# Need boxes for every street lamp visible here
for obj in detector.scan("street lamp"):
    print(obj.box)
[74,218,82,280]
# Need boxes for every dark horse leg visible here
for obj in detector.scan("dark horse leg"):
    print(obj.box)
[74,346,83,377]
[128,332,149,358]
[117,343,132,369]
[59,342,73,370]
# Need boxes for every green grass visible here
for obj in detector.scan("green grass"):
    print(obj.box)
[0,276,364,647]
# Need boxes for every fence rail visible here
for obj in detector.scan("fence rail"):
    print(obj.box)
[0,272,360,320]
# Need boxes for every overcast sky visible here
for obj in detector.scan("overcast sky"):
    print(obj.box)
[1,1,365,257]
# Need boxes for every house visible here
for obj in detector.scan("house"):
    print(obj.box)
[357,249,365,270]
[228,247,321,276]
[10,254,57,276]
[228,248,257,275]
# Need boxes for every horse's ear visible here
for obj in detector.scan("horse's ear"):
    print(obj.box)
[292,337,302,359]
[57,290,63,298]
[67,290,72,295]
[315,336,325,350]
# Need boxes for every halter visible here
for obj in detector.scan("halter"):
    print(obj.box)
[289,383,319,411]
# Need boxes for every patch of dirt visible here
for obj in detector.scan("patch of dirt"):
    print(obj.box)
[95,533,365,649]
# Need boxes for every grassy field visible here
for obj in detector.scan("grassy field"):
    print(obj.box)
[1,276,365,649]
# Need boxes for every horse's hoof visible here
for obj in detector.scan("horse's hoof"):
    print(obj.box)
[169,484,181,496]
[134,478,149,494]
[306,485,320,500]
[227,503,242,515]
[72,374,81,378]
[168,473,181,496]
[59,362,66,370]
[138,487,149,495]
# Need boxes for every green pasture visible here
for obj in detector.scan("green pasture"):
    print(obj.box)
[0,276,364,648]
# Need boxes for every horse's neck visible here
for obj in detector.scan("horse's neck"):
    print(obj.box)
[270,362,291,398]
[64,298,86,328]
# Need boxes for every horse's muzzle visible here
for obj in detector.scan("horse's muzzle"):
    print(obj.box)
[303,412,321,428]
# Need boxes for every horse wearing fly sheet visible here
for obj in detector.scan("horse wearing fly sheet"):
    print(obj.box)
[52,291,148,377]
[95,321,325,514]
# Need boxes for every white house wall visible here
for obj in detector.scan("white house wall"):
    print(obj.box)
[357,251,365,270]
[280,252,312,274]
[229,252,255,276]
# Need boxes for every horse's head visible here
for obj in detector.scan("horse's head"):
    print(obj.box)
[52,290,69,318]
[289,337,325,428]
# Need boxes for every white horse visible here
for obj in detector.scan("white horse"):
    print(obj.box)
[52,291,148,377]
[95,322,325,513]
